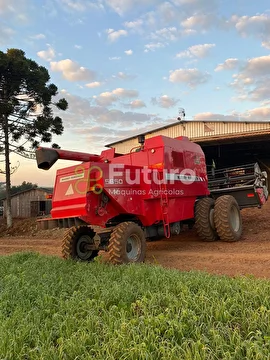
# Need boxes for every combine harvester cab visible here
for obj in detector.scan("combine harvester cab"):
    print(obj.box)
[35,135,268,265]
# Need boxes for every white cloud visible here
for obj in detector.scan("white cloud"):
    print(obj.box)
[50,59,96,82]
[169,68,210,87]
[109,56,121,60]
[37,45,56,61]
[41,0,58,17]
[149,26,196,44]
[215,58,239,71]
[193,112,238,121]
[74,44,82,49]
[129,0,177,34]
[59,0,85,11]
[0,0,29,21]
[75,111,168,153]
[140,0,219,30]
[181,14,218,30]
[172,0,218,12]
[104,0,161,16]
[234,81,269,102]
[241,56,270,78]
[124,19,143,29]
[94,92,118,106]
[246,85,269,102]
[157,2,177,23]
[112,72,136,80]
[124,99,146,109]
[106,28,128,42]
[262,40,270,49]
[56,90,107,128]
[144,42,165,52]
[0,0,15,13]
[176,43,215,59]
[231,56,270,89]
[0,25,14,44]
[30,33,46,40]
[81,119,171,155]
[86,81,103,88]
[194,107,270,122]
[96,109,163,128]
[244,107,270,120]
[58,0,104,12]
[125,49,133,55]
[226,55,270,103]
[44,89,174,153]
[112,88,138,97]
[232,14,270,37]
[142,11,157,28]
[150,27,178,41]
[260,100,270,107]
[58,90,163,131]
[94,88,139,106]
[231,14,270,49]
[152,95,179,108]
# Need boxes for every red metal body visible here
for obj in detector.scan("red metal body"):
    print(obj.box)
[37,135,209,229]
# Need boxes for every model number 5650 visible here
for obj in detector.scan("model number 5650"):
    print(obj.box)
[105,179,123,184]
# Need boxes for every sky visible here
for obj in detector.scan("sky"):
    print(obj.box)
[0,0,270,186]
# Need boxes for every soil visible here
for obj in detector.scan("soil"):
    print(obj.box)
[0,203,269,278]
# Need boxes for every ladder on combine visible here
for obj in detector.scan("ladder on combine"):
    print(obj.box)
[159,171,170,238]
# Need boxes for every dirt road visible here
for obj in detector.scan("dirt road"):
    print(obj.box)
[0,203,269,278]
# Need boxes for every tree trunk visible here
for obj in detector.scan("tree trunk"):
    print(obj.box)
[4,115,12,228]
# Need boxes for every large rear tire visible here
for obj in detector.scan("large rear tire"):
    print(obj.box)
[195,197,218,242]
[62,226,99,261]
[214,195,242,242]
[108,222,146,264]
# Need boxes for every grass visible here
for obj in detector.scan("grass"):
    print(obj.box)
[0,253,270,359]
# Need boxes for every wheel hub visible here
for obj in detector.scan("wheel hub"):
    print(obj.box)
[126,234,141,261]
[230,205,240,232]
[76,235,95,260]
[126,242,132,253]
[209,208,215,230]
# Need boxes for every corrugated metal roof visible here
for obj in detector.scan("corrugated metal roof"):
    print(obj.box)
[0,187,53,200]
[105,120,270,154]
[106,120,270,147]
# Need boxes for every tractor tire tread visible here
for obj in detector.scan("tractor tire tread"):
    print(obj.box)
[195,197,218,242]
[213,195,242,242]
[108,222,146,265]
[62,225,99,260]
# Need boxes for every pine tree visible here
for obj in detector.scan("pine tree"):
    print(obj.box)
[0,49,68,227]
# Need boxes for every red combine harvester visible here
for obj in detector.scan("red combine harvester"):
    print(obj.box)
[36,135,268,264]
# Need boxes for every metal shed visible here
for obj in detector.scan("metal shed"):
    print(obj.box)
[106,120,270,174]
[2,187,53,218]
[106,120,270,155]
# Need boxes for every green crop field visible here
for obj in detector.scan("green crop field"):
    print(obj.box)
[0,253,270,359]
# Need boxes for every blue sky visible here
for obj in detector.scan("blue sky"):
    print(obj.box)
[0,0,270,186]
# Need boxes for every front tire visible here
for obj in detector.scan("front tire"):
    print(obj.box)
[195,197,218,241]
[108,222,146,264]
[214,195,242,242]
[62,226,99,261]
